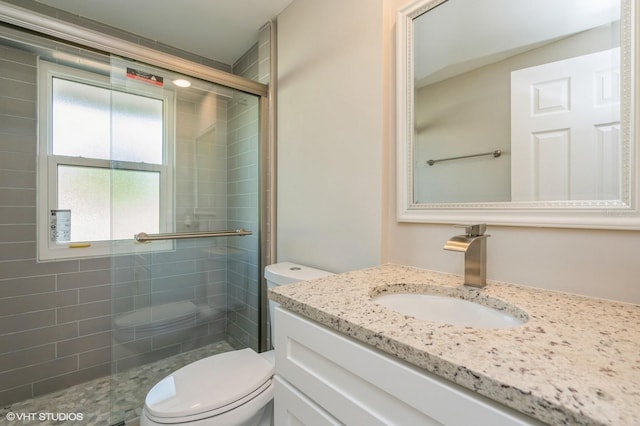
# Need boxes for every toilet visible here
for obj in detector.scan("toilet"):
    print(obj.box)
[140,262,334,426]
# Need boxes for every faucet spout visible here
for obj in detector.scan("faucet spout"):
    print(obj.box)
[443,235,482,252]
[444,224,490,288]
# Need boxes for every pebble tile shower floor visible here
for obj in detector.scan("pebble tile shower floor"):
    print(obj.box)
[0,340,236,425]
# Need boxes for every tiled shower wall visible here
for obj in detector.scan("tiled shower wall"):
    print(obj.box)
[224,26,269,350]
[0,7,268,406]
[0,41,230,407]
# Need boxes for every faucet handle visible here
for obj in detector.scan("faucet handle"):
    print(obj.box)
[455,223,487,237]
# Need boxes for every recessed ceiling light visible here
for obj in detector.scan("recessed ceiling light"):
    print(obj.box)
[173,79,191,88]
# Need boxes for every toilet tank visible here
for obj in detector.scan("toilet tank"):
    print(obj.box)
[264,262,334,289]
[264,262,334,347]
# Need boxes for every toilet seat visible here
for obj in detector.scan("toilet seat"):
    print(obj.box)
[143,348,274,424]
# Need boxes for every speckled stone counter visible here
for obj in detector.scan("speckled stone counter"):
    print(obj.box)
[268,263,640,426]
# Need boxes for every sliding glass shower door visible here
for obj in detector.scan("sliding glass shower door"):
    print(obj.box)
[102,59,262,424]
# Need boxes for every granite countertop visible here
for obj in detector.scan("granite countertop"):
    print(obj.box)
[268,263,640,426]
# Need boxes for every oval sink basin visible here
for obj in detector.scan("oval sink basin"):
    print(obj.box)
[373,293,525,329]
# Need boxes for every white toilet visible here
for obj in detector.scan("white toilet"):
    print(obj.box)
[140,262,334,426]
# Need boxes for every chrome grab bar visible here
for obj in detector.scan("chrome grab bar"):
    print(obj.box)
[134,228,251,242]
[427,149,502,166]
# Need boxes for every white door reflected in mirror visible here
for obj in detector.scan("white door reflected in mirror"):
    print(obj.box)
[511,48,621,202]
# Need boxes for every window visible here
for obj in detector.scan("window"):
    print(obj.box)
[38,60,174,260]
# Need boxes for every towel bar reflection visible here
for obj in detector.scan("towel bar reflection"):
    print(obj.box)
[427,150,502,166]
[134,229,251,242]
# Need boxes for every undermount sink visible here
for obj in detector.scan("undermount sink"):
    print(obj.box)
[373,292,525,329]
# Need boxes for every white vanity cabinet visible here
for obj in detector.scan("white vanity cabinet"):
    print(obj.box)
[274,307,542,426]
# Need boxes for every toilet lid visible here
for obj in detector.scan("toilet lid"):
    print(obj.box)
[144,348,274,419]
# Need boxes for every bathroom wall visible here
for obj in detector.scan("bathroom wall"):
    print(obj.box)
[276,0,385,273]
[276,0,640,304]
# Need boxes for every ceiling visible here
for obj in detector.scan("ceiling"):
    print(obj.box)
[413,0,620,87]
[34,0,294,65]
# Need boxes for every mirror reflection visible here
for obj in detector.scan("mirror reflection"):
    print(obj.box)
[412,0,623,204]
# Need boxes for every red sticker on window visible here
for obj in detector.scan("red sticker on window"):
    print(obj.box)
[126,67,164,87]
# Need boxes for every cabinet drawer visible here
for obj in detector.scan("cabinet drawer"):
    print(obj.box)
[275,307,541,426]
[274,376,341,426]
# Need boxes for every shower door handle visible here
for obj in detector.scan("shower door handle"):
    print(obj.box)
[134,228,252,242]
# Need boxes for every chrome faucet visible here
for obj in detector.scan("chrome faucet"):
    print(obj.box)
[444,224,490,288]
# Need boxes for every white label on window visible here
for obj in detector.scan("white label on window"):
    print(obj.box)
[50,210,71,242]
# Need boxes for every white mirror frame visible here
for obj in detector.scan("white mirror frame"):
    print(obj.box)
[397,0,640,229]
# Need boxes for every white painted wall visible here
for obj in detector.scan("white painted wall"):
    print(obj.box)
[277,0,640,304]
[389,224,640,303]
[276,0,384,273]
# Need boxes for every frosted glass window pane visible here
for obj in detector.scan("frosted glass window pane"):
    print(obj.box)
[58,166,160,242]
[112,92,163,164]
[112,169,160,240]
[57,166,111,242]
[52,78,111,159]
[52,78,164,164]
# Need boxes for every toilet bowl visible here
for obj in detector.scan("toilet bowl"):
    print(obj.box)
[140,262,333,425]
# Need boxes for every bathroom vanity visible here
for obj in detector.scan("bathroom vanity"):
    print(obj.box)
[268,264,640,425]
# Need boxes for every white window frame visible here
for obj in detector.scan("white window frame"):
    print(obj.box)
[37,60,175,261]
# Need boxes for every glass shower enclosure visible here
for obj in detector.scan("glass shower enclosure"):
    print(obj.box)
[0,8,267,424]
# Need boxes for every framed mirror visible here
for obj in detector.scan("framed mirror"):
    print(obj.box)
[397,0,640,229]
